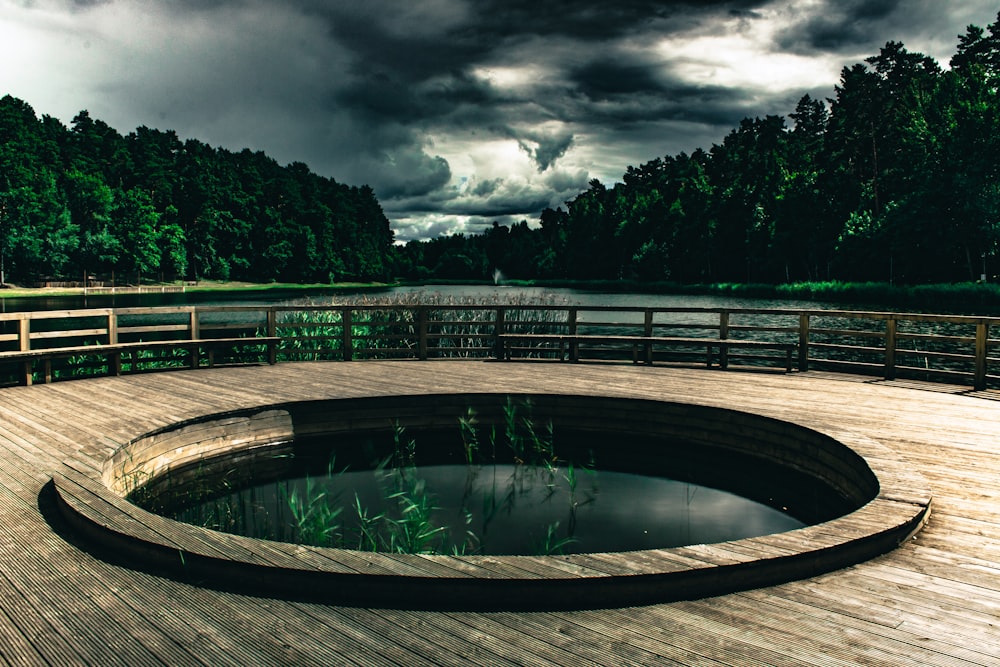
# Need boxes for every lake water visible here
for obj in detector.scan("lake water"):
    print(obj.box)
[0,283,855,313]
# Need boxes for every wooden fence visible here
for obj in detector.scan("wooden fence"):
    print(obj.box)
[0,304,996,389]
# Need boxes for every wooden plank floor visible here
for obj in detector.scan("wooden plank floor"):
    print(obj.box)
[1,360,998,666]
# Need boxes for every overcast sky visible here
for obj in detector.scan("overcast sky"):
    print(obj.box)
[2,1,998,241]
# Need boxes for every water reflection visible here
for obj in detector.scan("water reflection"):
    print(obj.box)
[161,463,806,556]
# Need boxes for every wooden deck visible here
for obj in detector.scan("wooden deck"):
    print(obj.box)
[1,360,999,665]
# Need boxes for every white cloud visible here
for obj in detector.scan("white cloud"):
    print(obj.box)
[656,6,843,97]
[666,37,840,95]
[0,1,113,122]
[471,63,553,91]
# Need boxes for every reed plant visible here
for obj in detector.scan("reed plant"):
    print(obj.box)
[58,343,245,381]
[536,520,577,556]
[274,291,575,361]
[273,307,345,361]
[286,475,344,547]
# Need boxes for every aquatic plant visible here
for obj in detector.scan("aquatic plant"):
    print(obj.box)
[285,474,343,547]
[382,476,448,554]
[535,520,577,556]
[351,493,385,551]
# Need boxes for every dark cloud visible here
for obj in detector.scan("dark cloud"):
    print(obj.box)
[572,60,667,99]
[468,0,772,39]
[776,0,914,53]
[545,168,591,194]
[521,131,574,172]
[358,149,453,200]
[383,164,590,239]
[471,178,504,197]
[167,1,776,227]
[405,219,459,240]
[335,70,497,124]
[389,183,555,219]
[509,128,574,172]
[302,0,782,188]
[467,191,556,218]
[570,75,755,127]
[317,4,489,80]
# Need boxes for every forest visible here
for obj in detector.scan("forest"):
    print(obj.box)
[397,15,1000,286]
[0,98,395,285]
[2,15,999,288]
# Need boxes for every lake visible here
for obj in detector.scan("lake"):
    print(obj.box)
[0,283,862,314]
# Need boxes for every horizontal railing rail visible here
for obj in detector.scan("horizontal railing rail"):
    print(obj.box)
[0,304,996,390]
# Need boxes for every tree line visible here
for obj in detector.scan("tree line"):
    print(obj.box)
[397,15,1000,285]
[0,98,394,285]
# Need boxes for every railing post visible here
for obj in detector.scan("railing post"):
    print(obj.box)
[974,321,988,391]
[417,306,428,361]
[342,308,353,361]
[567,308,579,362]
[266,308,277,365]
[718,311,729,370]
[18,316,29,352]
[188,308,200,339]
[188,309,200,369]
[885,317,897,381]
[798,314,810,372]
[494,307,506,359]
[18,316,31,385]
[644,309,654,364]
[107,312,121,376]
[107,312,118,344]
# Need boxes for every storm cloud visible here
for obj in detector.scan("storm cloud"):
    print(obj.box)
[1,0,997,240]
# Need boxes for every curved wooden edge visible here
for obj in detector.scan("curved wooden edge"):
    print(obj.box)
[50,470,929,610]
[49,394,933,612]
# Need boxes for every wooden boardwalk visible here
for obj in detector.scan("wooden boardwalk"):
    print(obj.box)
[0,360,998,665]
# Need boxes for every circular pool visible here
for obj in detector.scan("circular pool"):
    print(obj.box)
[53,393,931,610]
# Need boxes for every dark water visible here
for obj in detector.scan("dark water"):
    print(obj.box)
[156,462,805,556]
[2,282,993,316]
[0,283,849,313]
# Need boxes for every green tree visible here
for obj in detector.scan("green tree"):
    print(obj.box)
[62,169,116,279]
[564,179,616,278]
[158,209,188,280]
[111,188,161,282]
[944,14,1000,279]
[772,95,836,281]
[706,116,788,282]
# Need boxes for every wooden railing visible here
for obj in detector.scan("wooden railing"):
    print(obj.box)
[0,304,997,390]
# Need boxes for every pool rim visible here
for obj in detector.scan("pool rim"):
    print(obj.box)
[51,392,932,611]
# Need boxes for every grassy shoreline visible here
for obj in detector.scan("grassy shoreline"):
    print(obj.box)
[0,280,395,300]
[411,278,1000,312]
